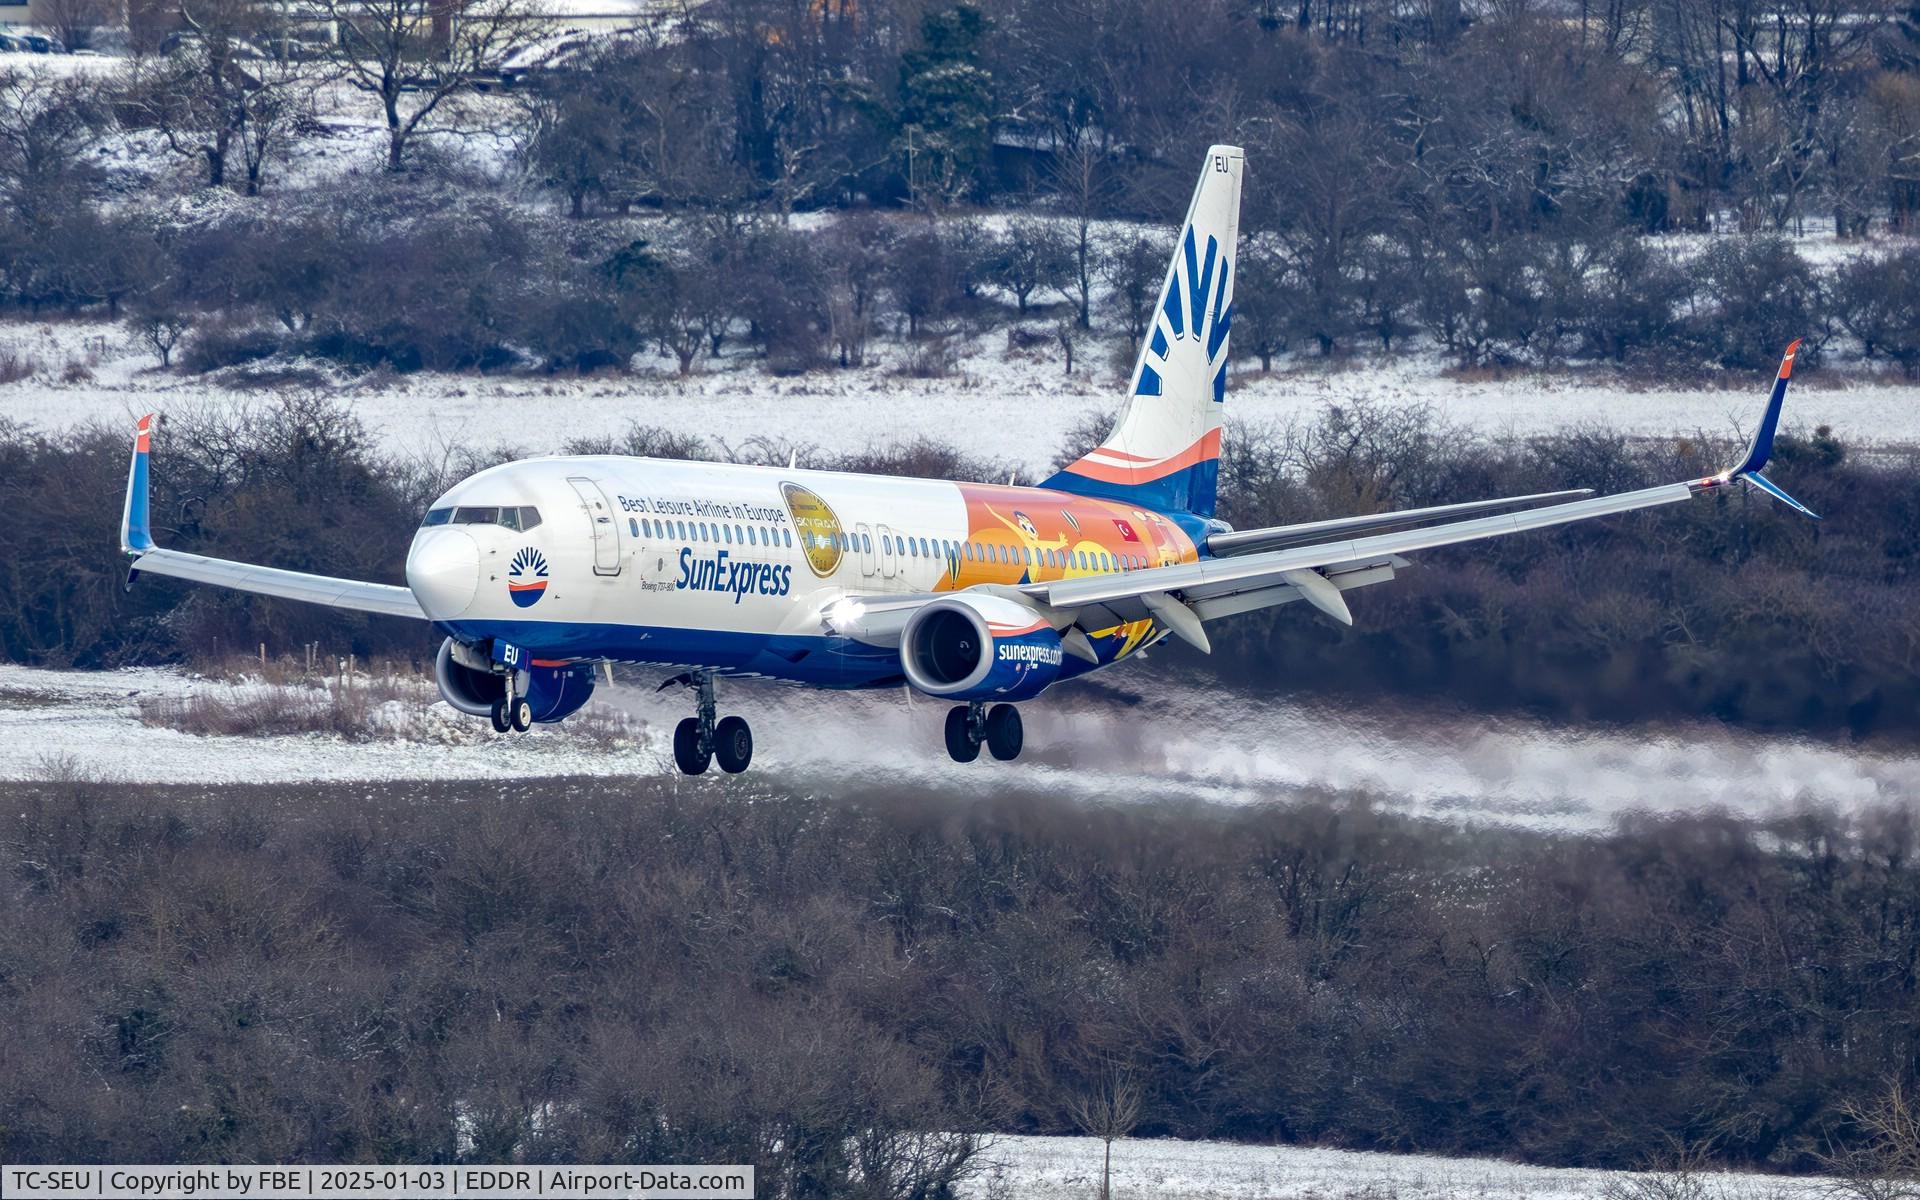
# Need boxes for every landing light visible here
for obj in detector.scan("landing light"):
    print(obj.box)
[827,598,865,630]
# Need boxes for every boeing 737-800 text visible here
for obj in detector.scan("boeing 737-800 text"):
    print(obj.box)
[119,145,1819,774]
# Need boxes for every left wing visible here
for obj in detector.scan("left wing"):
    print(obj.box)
[121,413,426,621]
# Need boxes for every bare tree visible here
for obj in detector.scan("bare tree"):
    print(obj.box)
[313,0,545,172]
[41,0,114,51]
[1046,140,1118,328]
[119,0,317,194]
[131,307,189,367]
[991,219,1073,316]
[1065,1060,1142,1200]
[0,67,111,220]
[1821,1079,1920,1200]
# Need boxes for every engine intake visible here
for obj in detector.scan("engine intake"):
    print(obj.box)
[434,637,597,724]
[900,595,1065,702]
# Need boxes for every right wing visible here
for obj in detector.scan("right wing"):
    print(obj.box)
[120,414,426,621]
[824,342,1817,657]
[1021,341,1817,648]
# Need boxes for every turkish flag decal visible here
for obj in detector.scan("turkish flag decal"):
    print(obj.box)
[1113,518,1141,542]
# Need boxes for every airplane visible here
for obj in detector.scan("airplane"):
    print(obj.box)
[117,144,1820,776]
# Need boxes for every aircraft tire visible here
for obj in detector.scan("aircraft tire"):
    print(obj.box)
[673,717,711,776]
[986,704,1023,761]
[945,705,980,763]
[509,697,533,732]
[489,699,511,733]
[713,715,753,774]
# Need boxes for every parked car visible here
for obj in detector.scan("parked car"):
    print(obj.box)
[158,30,265,58]
[20,32,67,53]
[485,28,639,90]
[0,33,23,52]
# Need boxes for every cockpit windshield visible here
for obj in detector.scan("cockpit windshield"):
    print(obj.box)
[421,506,542,531]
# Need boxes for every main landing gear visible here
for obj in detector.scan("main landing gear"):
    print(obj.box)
[945,701,1023,763]
[663,670,753,776]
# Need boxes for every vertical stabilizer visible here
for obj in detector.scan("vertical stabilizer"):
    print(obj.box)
[1045,145,1243,517]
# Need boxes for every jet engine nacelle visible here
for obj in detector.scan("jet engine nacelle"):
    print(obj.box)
[899,594,1065,702]
[435,637,597,723]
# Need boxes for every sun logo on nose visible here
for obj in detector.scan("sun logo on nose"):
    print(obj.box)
[507,546,548,608]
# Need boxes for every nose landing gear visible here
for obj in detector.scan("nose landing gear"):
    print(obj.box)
[945,701,1023,763]
[489,687,533,734]
[663,670,754,776]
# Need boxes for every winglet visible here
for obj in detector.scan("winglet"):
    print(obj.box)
[121,413,156,554]
[1717,340,1819,520]
[1745,470,1821,520]
[1726,339,1799,477]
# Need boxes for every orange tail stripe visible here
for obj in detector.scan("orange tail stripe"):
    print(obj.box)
[1063,428,1221,485]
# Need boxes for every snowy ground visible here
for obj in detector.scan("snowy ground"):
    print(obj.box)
[5,316,1917,479]
[8,663,1916,833]
[962,1135,1823,1199]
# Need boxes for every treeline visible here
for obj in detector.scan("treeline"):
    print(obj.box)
[16,173,1920,379]
[8,0,1920,376]
[5,775,1920,1181]
[4,399,1917,736]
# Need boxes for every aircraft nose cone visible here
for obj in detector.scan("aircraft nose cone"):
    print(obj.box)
[406,529,480,618]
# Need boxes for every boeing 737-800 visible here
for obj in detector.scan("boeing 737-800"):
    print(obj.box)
[118,145,1819,775]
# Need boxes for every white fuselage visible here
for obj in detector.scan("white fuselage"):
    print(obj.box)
[406,456,1203,688]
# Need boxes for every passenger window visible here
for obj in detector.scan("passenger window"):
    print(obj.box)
[863,533,872,552]
[784,530,794,547]
[724,526,733,544]
[422,508,453,527]
[629,518,640,537]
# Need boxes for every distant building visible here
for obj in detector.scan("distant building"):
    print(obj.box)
[0,0,44,28]
[0,0,669,39]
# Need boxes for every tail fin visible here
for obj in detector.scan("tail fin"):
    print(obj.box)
[1045,145,1244,518]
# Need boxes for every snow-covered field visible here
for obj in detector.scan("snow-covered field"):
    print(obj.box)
[5,315,1917,478]
[9,663,1916,833]
[962,1135,1823,1199]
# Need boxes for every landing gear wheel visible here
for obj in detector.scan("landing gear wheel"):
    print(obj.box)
[673,716,711,776]
[985,704,1023,761]
[489,699,511,733]
[509,697,533,732]
[945,705,981,763]
[713,715,753,774]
